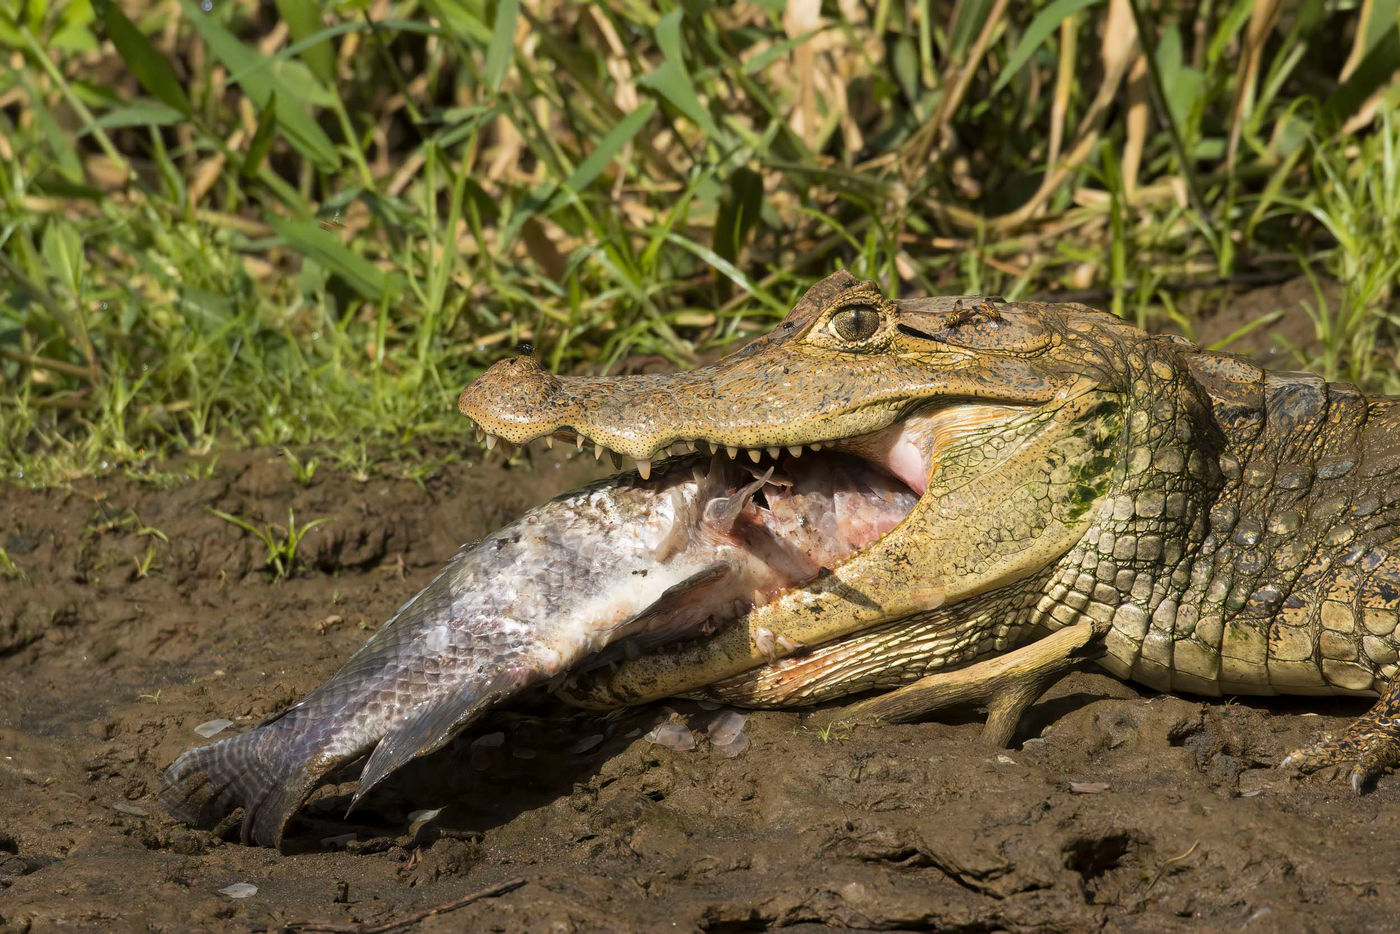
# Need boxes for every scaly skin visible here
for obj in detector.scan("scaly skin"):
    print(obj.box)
[460,272,1400,789]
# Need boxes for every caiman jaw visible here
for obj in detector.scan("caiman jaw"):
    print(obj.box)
[455,349,902,482]
[459,392,1019,496]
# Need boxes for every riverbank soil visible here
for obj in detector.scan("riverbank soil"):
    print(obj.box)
[3,443,1398,933]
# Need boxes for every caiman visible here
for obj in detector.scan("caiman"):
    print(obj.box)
[163,271,1400,846]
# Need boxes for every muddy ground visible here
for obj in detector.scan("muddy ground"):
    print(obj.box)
[2,441,1397,934]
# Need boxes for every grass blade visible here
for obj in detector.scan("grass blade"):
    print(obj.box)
[181,0,341,171]
[500,99,658,245]
[97,0,192,115]
[82,100,184,135]
[274,0,335,85]
[269,217,402,302]
[1322,24,1400,129]
[241,93,278,179]
[993,0,1105,94]
[484,0,519,93]
[638,10,724,142]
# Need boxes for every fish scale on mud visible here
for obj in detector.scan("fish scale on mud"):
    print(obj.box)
[165,270,1400,846]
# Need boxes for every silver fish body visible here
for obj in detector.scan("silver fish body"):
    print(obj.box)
[160,455,914,846]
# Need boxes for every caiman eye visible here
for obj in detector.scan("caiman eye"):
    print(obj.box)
[830,305,881,342]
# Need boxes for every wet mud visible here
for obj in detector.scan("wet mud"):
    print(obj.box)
[3,446,1399,933]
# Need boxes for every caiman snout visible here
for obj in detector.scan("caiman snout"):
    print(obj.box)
[459,354,571,439]
[460,351,711,465]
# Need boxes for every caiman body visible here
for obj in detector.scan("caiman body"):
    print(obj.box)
[465,271,1400,785]
[164,271,1400,847]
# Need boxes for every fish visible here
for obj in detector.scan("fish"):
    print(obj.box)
[159,452,916,846]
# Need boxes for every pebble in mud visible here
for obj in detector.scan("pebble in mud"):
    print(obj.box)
[570,734,605,754]
[470,731,506,771]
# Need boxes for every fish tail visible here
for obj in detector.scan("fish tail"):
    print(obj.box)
[158,720,323,848]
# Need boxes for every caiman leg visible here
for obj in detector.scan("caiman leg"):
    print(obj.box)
[821,622,1102,746]
[1283,679,1400,792]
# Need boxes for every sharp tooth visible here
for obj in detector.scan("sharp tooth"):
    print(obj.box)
[484,435,497,451]
[777,634,804,654]
[788,446,803,458]
[576,435,585,450]
[754,626,777,661]
[726,446,739,459]
[747,449,762,463]
[809,442,823,452]
[767,447,780,459]
[544,436,554,449]
[637,459,652,480]
[677,441,693,454]
[594,442,605,461]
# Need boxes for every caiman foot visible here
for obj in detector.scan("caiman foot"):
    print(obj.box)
[1282,681,1400,793]
[821,622,1102,747]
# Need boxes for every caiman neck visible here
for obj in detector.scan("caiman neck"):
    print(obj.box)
[1028,338,1229,690]
[1038,344,1400,697]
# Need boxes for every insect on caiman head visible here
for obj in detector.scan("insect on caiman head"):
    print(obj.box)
[458,271,1224,706]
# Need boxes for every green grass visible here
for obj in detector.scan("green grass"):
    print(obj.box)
[2,0,1400,483]
[209,506,329,581]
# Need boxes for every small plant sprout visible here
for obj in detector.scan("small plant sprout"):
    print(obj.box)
[210,508,331,582]
[804,720,853,744]
[281,448,320,486]
[132,543,160,580]
[0,548,27,583]
[186,455,220,481]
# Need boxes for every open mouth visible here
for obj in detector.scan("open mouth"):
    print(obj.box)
[463,404,1023,679]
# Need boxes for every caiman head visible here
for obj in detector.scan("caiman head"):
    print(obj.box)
[459,271,1226,706]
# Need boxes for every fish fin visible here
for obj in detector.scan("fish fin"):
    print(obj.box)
[613,562,729,633]
[576,563,732,671]
[348,670,528,812]
[158,722,330,849]
[703,467,774,530]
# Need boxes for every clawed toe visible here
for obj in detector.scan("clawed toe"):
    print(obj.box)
[1279,735,1337,774]
[1282,726,1400,794]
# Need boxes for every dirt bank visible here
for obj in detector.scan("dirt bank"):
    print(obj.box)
[2,447,1397,933]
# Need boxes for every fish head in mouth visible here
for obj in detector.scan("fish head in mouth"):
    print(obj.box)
[459,272,1225,703]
